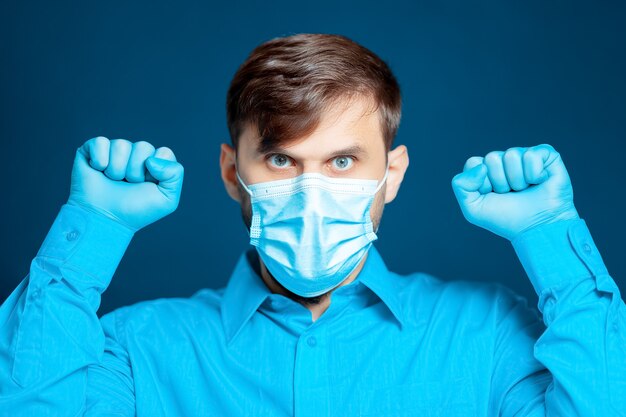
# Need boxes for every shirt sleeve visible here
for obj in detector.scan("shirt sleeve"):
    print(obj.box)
[503,218,626,416]
[84,309,136,416]
[0,203,134,416]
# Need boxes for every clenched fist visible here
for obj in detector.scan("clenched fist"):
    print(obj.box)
[451,144,579,241]
[67,136,184,232]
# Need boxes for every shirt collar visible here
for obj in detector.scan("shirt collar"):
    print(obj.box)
[221,246,405,345]
[221,250,271,345]
[357,245,405,328]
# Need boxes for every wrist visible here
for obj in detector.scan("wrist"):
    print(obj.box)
[511,206,580,242]
[66,198,138,233]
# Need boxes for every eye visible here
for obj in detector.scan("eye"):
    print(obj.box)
[331,156,355,171]
[267,153,294,169]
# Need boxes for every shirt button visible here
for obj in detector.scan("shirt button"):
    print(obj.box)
[66,230,79,241]
[582,243,592,254]
[306,336,317,347]
[543,298,556,324]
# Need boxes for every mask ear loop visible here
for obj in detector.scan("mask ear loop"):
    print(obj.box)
[374,160,391,194]
[235,159,253,196]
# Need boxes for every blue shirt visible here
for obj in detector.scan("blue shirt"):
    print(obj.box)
[0,203,625,416]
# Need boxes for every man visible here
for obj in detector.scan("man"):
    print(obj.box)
[0,33,624,416]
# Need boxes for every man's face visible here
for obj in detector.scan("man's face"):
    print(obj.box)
[235,96,390,229]
[220,95,409,303]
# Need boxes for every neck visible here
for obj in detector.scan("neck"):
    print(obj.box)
[258,253,368,322]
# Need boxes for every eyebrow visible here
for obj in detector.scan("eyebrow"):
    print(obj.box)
[257,143,367,159]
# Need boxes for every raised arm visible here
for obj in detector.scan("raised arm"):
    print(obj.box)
[0,137,184,416]
[451,144,626,416]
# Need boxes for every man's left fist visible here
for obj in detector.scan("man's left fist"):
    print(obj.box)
[451,144,579,241]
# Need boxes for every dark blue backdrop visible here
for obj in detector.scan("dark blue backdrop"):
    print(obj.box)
[1,0,625,315]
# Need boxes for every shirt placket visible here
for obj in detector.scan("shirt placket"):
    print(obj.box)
[293,320,330,417]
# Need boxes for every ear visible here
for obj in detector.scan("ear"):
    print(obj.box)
[220,143,241,203]
[384,144,409,204]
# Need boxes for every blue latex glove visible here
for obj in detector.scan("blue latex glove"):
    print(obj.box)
[67,136,184,232]
[451,144,579,241]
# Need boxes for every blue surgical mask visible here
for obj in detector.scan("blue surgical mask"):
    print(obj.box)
[237,166,388,297]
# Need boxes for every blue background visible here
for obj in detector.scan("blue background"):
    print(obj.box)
[1,0,625,314]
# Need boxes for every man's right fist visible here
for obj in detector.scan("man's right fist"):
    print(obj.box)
[67,136,184,232]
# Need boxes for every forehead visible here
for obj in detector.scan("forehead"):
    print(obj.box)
[239,96,385,159]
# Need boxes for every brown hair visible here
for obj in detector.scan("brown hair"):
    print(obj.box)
[226,33,401,152]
